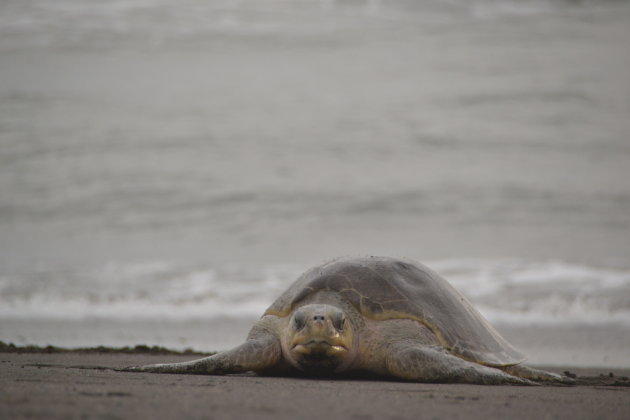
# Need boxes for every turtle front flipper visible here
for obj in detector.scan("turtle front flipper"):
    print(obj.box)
[120,319,283,375]
[386,344,537,385]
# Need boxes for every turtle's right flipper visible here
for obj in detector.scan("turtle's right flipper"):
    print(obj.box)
[119,334,282,375]
[386,344,537,385]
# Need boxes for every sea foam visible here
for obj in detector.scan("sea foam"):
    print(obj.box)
[1,259,628,327]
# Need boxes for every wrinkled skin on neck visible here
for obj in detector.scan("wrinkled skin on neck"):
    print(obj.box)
[281,293,362,375]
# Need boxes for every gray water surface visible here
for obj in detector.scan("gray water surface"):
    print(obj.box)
[1,0,629,365]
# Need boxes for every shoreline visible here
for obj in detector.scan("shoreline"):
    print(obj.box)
[1,353,629,420]
[0,340,211,356]
[3,321,629,369]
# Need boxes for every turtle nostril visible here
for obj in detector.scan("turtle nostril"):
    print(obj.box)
[313,315,325,321]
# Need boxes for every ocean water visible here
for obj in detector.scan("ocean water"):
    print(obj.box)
[1,0,629,367]
[2,259,630,326]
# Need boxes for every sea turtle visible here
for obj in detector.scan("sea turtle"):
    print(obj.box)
[122,257,571,385]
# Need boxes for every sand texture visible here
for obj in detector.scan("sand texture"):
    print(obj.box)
[1,353,629,420]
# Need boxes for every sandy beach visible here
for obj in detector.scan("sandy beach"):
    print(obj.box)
[1,351,629,420]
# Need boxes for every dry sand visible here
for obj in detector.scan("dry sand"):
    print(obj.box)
[1,352,628,420]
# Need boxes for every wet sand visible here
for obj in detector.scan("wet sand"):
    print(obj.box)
[2,352,628,420]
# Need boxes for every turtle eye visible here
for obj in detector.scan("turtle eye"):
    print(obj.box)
[293,311,306,330]
[331,311,345,331]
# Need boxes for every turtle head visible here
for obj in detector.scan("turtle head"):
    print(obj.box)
[282,304,356,375]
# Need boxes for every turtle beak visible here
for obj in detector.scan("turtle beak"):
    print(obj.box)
[292,341,347,356]
[285,305,355,374]
[291,310,347,355]
[290,311,347,354]
[290,321,348,373]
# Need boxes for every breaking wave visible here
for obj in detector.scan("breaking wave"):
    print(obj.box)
[1,259,629,327]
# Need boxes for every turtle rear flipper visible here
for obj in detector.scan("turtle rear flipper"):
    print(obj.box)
[502,364,576,385]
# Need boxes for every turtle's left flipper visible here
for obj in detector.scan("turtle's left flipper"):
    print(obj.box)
[386,344,538,385]
[502,365,575,385]
[119,328,282,375]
